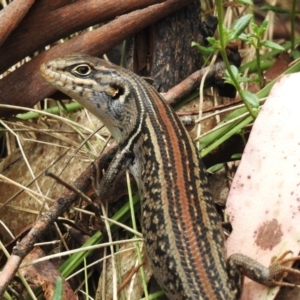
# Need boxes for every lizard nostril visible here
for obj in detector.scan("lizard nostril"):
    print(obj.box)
[40,61,57,78]
[44,61,56,71]
[46,62,53,69]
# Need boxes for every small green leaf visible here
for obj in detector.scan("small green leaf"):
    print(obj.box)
[230,65,239,78]
[191,41,200,47]
[261,5,290,14]
[229,14,252,41]
[226,66,253,84]
[241,90,259,108]
[224,76,234,86]
[239,33,248,41]
[53,278,63,300]
[261,20,269,30]
[291,50,300,60]
[238,0,253,5]
[231,153,242,159]
[224,69,234,85]
[237,77,253,83]
[206,37,217,45]
[191,41,217,55]
[207,163,225,173]
[224,79,235,86]
[262,40,285,50]
[251,22,259,33]
[257,20,268,36]
[220,24,230,44]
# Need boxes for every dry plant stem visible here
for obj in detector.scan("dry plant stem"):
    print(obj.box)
[0,0,35,47]
[0,254,21,295]
[0,0,165,73]
[176,98,244,116]
[45,170,92,204]
[0,150,68,212]
[0,0,193,117]
[0,145,118,296]
[162,61,227,105]
[117,263,144,295]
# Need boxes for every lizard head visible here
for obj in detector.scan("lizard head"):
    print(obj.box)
[40,54,145,145]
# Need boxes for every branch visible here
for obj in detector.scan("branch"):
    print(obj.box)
[0,0,193,117]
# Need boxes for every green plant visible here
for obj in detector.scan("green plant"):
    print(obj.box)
[191,1,300,156]
[193,2,259,118]
[261,0,300,54]
[239,20,285,87]
[53,278,63,300]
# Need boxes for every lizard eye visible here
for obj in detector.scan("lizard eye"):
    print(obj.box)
[72,64,91,76]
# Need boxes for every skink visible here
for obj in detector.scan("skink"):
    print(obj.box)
[41,54,299,299]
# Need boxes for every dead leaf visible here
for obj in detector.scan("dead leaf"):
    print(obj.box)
[226,73,300,300]
[264,52,292,82]
[19,247,76,300]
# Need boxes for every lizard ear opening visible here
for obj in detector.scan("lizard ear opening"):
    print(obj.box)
[110,84,125,100]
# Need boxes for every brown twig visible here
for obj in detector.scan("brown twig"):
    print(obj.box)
[117,263,144,295]
[45,170,92,204]
[0,0,193,117]
[163,61,227,105]
[0,0,165,73]
[0,0,35,47]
